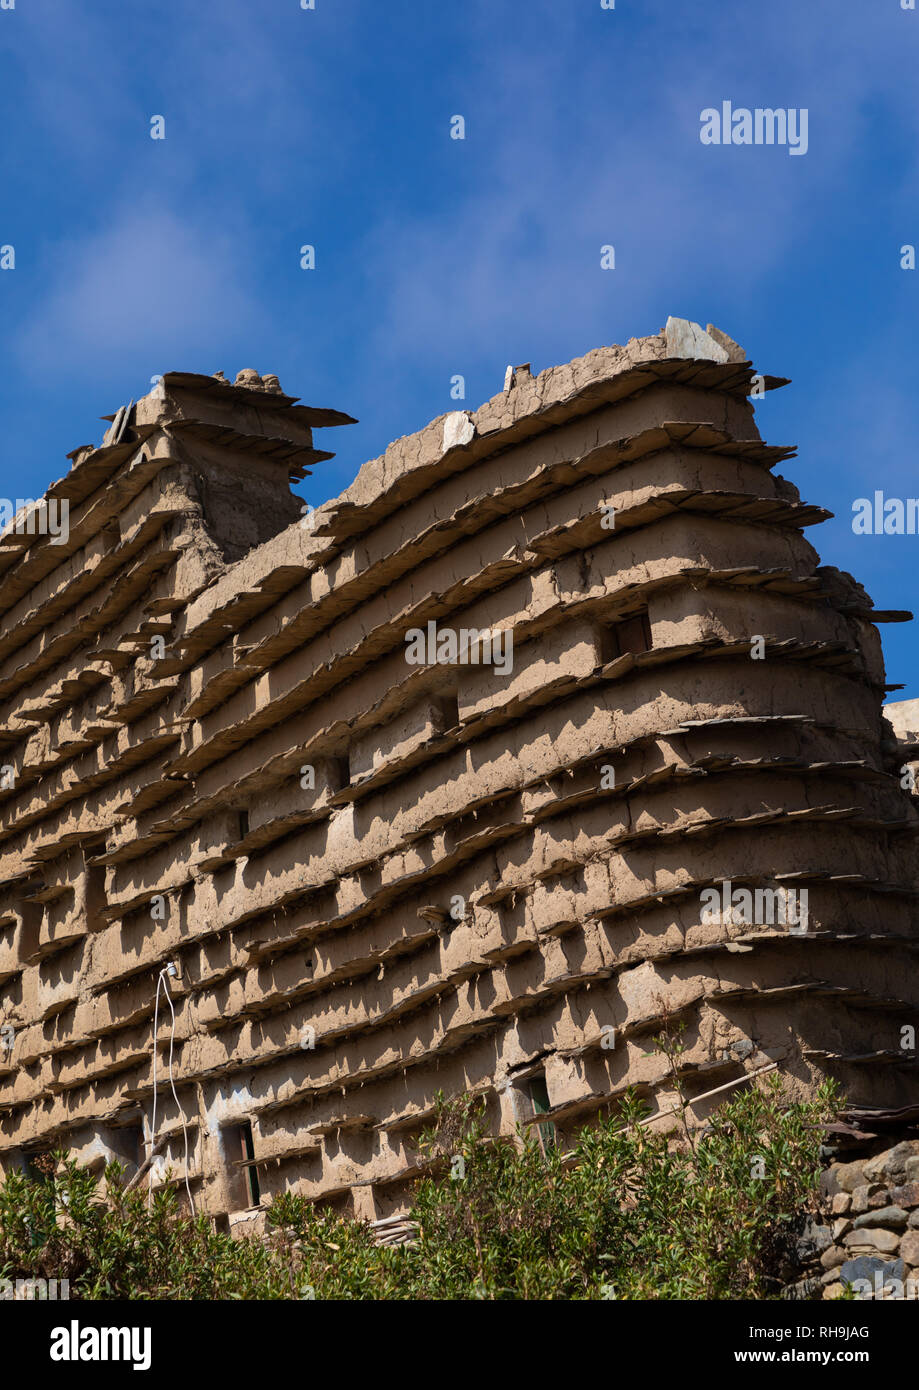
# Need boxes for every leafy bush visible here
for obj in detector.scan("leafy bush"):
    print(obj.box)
[0,1067,838,1300]
[0,1151,288,1299]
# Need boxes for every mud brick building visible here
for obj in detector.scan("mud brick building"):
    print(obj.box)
[1,318,917,1227]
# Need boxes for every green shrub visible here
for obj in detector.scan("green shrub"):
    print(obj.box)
[0,1069,837,1300]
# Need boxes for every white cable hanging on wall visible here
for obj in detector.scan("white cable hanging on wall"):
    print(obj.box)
[148,964,195,1216]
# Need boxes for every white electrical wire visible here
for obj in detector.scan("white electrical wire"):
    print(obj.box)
[149,967,195,1216]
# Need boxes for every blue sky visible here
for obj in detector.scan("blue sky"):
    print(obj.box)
[1,0,918,693]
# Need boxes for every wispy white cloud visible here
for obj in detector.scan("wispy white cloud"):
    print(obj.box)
[359,0,919,374]
[17,201,265,382]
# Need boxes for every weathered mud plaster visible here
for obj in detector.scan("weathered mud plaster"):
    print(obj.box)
[0,322,917,1226]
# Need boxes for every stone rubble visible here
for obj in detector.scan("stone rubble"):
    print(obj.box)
[785,1141,919,1299]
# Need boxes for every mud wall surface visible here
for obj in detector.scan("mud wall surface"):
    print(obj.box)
[1,319,917,1222]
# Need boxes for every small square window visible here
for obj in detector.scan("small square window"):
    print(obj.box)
[609,611,652,657]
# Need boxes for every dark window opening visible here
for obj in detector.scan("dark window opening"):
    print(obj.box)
[85,857,107,933]
[434,693,460,732]
[115,1125,145,1170]
[224,1120,260,1209]
[527,1074,557,1155]
[24,1150,53,1183]
[608,610,652,658]
[17,897,44,964]
[238,810,250,841]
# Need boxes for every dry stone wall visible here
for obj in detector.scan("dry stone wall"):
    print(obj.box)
[783,1139,919,1300]
[1,318,917,1225]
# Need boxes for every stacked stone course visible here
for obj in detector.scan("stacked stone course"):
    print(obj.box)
[784,1139,919,1300]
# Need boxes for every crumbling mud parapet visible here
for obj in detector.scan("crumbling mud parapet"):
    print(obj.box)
[0,319,917,1229]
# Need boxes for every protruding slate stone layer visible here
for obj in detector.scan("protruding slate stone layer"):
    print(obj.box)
[0,323,916,1224]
